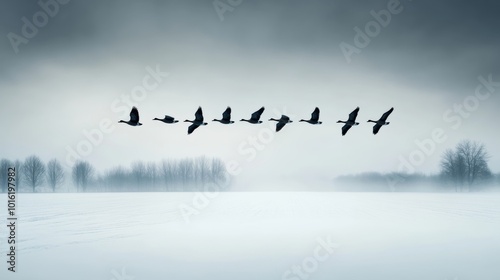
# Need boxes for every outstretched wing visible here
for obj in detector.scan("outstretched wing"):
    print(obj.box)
[280,115,290,122]
[379,107,394,122]
[130,107,140,123]
[222,107,231,121]
[341,124,351,136]
[276,122,286,132]
[373,124,383,135]
[164,115,175,122]
[311,107,320,122]
[251,107,265,121]
[348,107,359,123]
[188,123,200,135]
[195,107,204,122]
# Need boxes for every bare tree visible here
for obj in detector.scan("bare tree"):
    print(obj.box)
[72,161,94,192]
[210,158,227,186]
[0,159,12,192]
[146,161,158,188]
[456,140,491,189]
[13,160,23,191]
[440,140,491,191]
[105,166,128,191]
[194,156,209,189]
[160,160,176,191]
[177,158,193,190]
[131,161,146,188]
[46,159,65,192]
[23,155,46,192]
[440,149,466,192]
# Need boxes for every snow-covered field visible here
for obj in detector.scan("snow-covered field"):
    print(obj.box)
[1,192,500,280]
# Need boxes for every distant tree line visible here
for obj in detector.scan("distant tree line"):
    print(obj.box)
[335,140,498,192]
[334,172,446,192]
[94,157,228,192]
[335,171,499,192]
[0,156,229,193]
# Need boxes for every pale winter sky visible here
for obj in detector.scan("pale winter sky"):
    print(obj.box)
[0,0,499,189]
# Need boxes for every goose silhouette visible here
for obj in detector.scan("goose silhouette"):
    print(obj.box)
[337,107,360,136]
[241,107,265,124]
[184,107,207,134]
[368,107,393,135]
[119,107,142,126]
[153,115,178,124]
[269,115,293,132]
[213,107,234,124]
[299,107,322,124]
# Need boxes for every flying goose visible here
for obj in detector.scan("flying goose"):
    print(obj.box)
[213,107,234,124]
[240,107,265,124]
[269,115,293,132]
[153,115,179,124]
[299,107,322,124]
[337,107,360,136]
[119,107,142,126]
[368,107,394,135]
[184,107,207,134]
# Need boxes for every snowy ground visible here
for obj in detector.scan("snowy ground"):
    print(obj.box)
[1,192,500,280]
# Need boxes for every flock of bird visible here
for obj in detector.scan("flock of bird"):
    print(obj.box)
[119,106,394,136]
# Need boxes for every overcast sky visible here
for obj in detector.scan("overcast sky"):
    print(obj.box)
[0,0,499,189]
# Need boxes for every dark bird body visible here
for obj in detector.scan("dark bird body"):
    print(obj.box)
[184,107,207,134]
[269,115,293,132]
[119,107,143,126]
[241,107,265,124]
[368,107,394,135]
[337,107,360,136]
[300,107,322,124]
[213,107,234,124]
[153,115,178,124]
